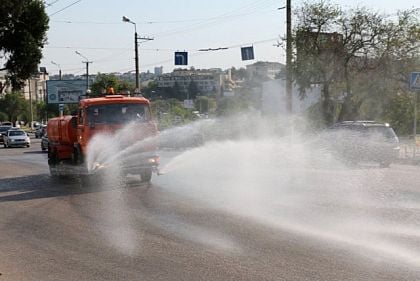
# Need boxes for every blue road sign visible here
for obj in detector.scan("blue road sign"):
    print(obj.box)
[410,72,420,90]
[175,52,188,65]
[241,46,254,61]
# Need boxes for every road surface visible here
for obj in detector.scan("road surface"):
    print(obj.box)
[0,137,419,280]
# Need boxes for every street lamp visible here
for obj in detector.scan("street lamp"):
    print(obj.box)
[75,51,92,92]
[122,16,140,92]
[51,60,62,80]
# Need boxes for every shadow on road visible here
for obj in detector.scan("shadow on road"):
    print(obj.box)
[0,174,152,203]
[23,150,45,154]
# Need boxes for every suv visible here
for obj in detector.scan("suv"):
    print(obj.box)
[328,121,400,167]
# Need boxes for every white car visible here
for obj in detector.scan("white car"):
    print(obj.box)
[3,129,31,148]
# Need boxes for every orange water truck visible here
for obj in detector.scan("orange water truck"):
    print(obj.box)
[47,92,159,182]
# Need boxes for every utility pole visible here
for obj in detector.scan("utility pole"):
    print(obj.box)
[75,51,92,92]
[51,61,62,80]
[286,0,292,114]
[123,16,154,94]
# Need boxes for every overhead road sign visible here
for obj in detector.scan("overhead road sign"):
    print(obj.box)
[241,46,254,61]
[175,52,188,65]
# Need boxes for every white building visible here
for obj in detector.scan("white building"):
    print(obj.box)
[0,70,48,102]
[246,61,284,81]
[22,72,49,102]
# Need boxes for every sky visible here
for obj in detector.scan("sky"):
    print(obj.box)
[40,0,419,76]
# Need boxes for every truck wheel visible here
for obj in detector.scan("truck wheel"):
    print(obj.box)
[140,168,152,183]
[49,164,59,178]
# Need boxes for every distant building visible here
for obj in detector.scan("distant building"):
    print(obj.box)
[0,70,49,101]
[22,72,49,102]
[154,66,163,76]
[246,61,284,81]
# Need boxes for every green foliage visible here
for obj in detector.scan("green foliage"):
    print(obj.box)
[0,92,28,123]
[141,81,158,99]
[383,93,415,136]
[0,0,49,90]
[150,99,196,130]
[0,111,8,122]
[195,96,217,114]
[89,73,134,96]
[293,1,420,129]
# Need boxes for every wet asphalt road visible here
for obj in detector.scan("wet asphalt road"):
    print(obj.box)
[0,137,420,281]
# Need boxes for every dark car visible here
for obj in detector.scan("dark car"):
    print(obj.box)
[41,134,49,151]
[0,125,13,143]
[35,125,47,138]
[328,121,400,167]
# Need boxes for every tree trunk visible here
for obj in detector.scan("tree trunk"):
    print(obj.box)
[322,82,334,126]
[338,61,355,121]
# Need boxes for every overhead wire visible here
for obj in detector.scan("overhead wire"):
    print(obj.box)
[49,0,83,17]
[46,0,280,73]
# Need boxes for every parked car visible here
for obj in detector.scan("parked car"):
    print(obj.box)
[3,129,31,148]
[328,121,400,167]
[0,125,12,143]
[41,134,49,151]
[35,125,47,138]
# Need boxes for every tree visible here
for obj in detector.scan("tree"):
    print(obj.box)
[0,92,28,123]
[0,0,49,90]
[293,1,420,127]
[89,73,133,96]
[195,96,216,114]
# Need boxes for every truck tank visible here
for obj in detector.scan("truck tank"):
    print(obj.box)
[47,115,78,145]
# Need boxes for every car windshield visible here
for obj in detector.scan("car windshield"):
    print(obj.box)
[87,103,150,124]
[9,130,25,136]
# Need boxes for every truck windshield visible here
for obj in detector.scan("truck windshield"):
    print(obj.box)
[87,103,150,124]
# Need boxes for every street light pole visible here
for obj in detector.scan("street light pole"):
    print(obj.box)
[135,30,139,91]
[123,16,154,94]
[51,61,62,80]
[75,51,92,92]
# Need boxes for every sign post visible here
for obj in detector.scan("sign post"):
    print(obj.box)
[59,104,64,117]
[410,72,420,154]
